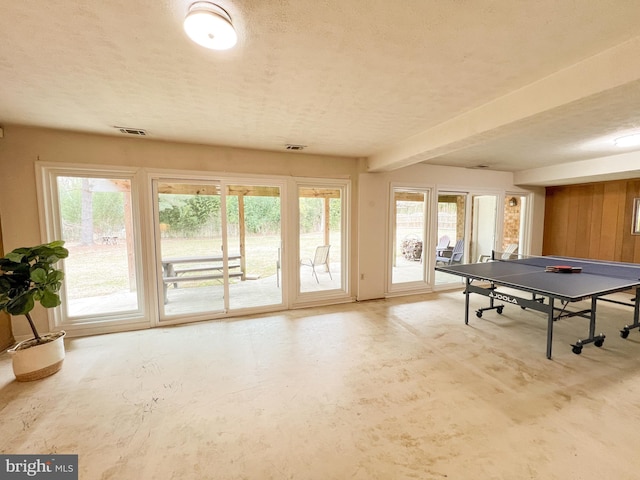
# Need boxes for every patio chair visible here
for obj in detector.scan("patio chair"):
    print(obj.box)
[479,243,519,262]
[501,243,519,260]
[435,235,451,258]
[301,245,332,283]
[436,239,464,265]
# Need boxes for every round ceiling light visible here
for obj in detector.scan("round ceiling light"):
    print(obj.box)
[614,133,640,148]
[184,2,237,50]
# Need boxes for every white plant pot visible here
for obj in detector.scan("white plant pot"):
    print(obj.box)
[8,331,66,382]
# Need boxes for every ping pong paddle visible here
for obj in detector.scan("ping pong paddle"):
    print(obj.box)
[545,265,582,273]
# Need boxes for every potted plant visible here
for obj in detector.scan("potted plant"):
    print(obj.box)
[0,240,69,381]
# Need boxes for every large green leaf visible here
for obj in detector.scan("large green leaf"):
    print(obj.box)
[4,252,26,263]
[48,270,65,283]
[51,246,69,259]
[30,268,47,284]
[40,288,61,308]
[6,290,35,316]
[48,240,66,249]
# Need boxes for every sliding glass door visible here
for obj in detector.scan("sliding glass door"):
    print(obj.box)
[154,181,225,317]
[390,187,430,288]
[154,179,284,320]
[297,182,348,297]
[470,194,498,263]
[502,194,527,258]
[39,165,347,333]
[434,192,467,285]
[226,183,282,310]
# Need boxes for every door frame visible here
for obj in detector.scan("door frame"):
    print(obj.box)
[149,172,289,326]
[292,177,352,307]
[386,183,432,296]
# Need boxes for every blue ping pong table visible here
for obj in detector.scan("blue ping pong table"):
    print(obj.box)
[436,254,640,359]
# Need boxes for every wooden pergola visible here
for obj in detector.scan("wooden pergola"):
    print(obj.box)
[101,181,340,284]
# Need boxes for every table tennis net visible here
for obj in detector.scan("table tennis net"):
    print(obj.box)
[491,250,640,280]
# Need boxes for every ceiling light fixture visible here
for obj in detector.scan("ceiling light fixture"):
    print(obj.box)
[184,2,237,50]
[614,133,640,148]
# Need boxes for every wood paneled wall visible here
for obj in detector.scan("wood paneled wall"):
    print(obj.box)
[543,179,640,263]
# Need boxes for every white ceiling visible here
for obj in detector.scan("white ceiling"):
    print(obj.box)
[2,0,640,178]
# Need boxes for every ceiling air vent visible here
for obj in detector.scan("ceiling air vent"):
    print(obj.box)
[467,164,490,169]
[285,144,306,151]
[115,126,147,136]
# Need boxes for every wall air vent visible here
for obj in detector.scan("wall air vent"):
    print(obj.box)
[285,144,306,151]
[115,126,147,136]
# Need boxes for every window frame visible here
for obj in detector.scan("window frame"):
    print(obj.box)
[36,162,151,336]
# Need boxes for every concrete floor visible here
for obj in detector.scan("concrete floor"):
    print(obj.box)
[2,290,640,479]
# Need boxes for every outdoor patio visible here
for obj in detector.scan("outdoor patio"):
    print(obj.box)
[67,263,341,319]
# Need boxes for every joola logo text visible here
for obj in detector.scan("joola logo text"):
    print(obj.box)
[489,292,518,304]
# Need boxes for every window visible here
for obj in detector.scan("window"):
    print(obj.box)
[37,165,147,333]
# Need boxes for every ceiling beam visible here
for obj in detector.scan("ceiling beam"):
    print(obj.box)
[514,150,640,186]
[367,35,640,172]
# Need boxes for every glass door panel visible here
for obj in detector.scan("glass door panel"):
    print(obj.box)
[391,188,427,285]
[299,186,343,293]
[502,195,526,258]
[226,184,283,310]
[471,195,498,263]
[155,181,225,317]
[435,193,467,285]
[56,176,141,318]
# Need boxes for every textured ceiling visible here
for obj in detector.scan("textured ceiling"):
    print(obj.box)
[1,0,640,175]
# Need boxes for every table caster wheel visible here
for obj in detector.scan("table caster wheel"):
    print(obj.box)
[497,306,504,314]
[571,344,583,355]
[476,311,482,318]
[621,329,630,339]
[594,338,604,348]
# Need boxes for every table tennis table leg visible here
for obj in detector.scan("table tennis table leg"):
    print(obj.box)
[464,278,471,325]
[588,297,597,341]
[474,282,505,318]
[569,297,606,354]
[546,298,554,359]
[620,287,640,339]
